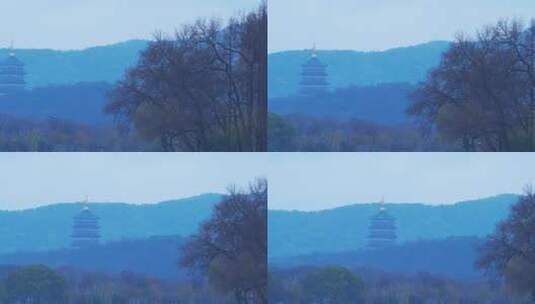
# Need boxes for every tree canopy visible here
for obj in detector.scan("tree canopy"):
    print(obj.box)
[5,265,67,304]
[301,266,365,304]
[180,179,267,303]
[106,4,267,152]
[409,19,535,151]
[477,186,535,300]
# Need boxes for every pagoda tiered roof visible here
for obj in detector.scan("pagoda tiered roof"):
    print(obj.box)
[0,52,26,94]
[367,205,397,249]
[298,47,329,96]
[71,204,101,249]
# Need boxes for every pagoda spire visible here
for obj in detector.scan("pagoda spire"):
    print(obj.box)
[83,195,90,210]
[8,41,15,57]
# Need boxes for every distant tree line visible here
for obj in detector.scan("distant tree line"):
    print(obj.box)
[0,82,113,125]
[106,4,267,152]
[268,113,454,152]
[0,265,235,304]
[269,83,414,125]
[268,265,531,304]
[0,236,186,280]
[272,236,483,280]
[0,113,152,152]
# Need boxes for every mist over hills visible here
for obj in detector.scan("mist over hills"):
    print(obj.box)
[271,237,482,280]
[0,235,185,280]
[0,82,113,125]
[269,83,415,124]
[268,41,450,98]
[1,40,448,96]
[268,194,518,258]
[0,40,450,126]
[0,193,222,254]
[0,40,148,88]
[0,41,147,125]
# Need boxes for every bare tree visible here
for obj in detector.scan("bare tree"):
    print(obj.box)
[180,179,267,304]
[477,185,535,300]
[409,19,535,151]
[106,4,267,152]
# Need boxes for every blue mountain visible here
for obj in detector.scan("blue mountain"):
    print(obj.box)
[0,235,185,280]
[0,193,222,254]
[268,41,450,98]
[271,237,482,280]
[268,194,518,258]
[0,40,148,88]
[269,83,416,125]
[0,40,149,125]
[0,82,114,125]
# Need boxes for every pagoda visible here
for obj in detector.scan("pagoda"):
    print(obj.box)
[71,198,100,249]
[367,198,397,249]
[298,45,329,96]
[0,44,26,96]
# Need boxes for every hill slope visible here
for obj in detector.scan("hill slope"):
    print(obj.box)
[269,41,449,98]
[0,82,113,125]
[2,40,448,98]
[271,237,482,280]
[0,40,148,88]
[0,235,185,280]
[268,194,517,257]
[0,193,221,254]
[269,83,416,124]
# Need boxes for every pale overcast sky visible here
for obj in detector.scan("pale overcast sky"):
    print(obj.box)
[269,0,535,52]
[0,0,259,50]
[0,153,532,211]
[0,153,265,211]
[267,153,535,211]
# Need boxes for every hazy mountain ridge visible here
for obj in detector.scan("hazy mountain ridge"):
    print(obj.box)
[0,40,148,88]
[269,83,416,124]
[1,40,448,94]
[0,193,222,254]
[0,41,450,127]
[0,235,185,280]
[268,41,450,98]
[268,194,518,257]
[0,82,113,125]
[0,40,149,125]
[271,237,482,279]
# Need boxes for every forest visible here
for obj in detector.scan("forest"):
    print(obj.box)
[268,113,444,152]
[268,266,531,304]
[0,113,152,152]
[0,265,232,303]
